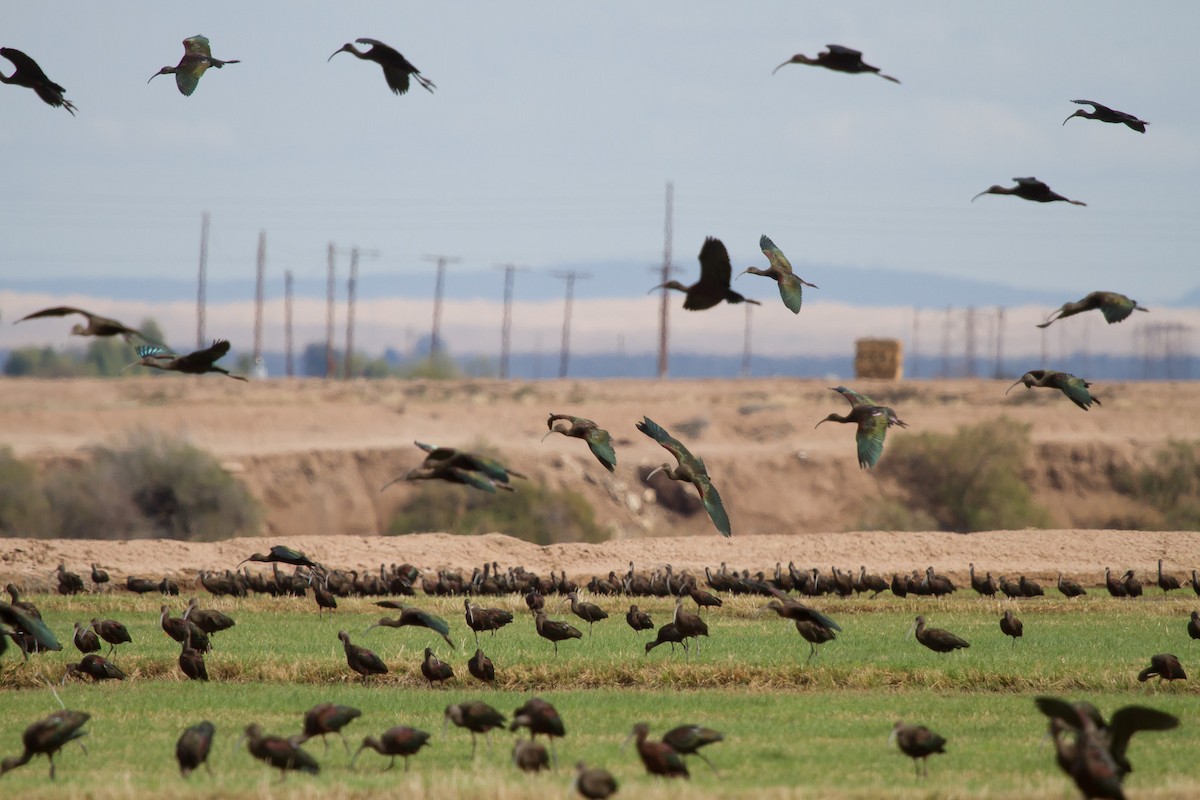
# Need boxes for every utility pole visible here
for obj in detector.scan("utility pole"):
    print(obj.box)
[740,303,753,377]
[325,243,336,378]
[656,181,676,378]
[284,270,294,377]
[552,270,590,378]
[964,306,977,377]
[939,306,952,378]
[993,306,1005,378]
[495,264,526,379]
[341,246,381,379]
[424,254,461,361]
[252,230,266,363]
[196,211,209,349]
[910,307,920,379]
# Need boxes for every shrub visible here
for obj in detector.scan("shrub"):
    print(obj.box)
[1112,440,1200,530]
[872,417,1051,533]
[44,431,259,540]
[0,447,52,534]
[388,481,606,545]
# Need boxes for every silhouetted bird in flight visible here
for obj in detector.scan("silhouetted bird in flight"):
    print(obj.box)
[972,177,1086,206]
[1063,100,1148,133]
[329,38,435,95]
[652,237,760,311]
[126,340,248,381]
[0,48,76,114]
[773,45,899,83]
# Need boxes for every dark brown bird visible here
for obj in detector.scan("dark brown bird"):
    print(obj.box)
[911,615,970,653]
[368,606,455,649]
[662,725,723,775]
[176,721,215,778]
[1058,573,1087,599]
[1122,570,1143,598]
[794,619,838,662]
[773,44,900,83]
[1137,654,1186,684]
[127,339,247,381]
[544,413,617,472]
[575,761,619,798]
[890,722,946,777]
[126,576,159,594]
[1038,291,1148,329]
[294,704,361,754]
[626,604,653,632]
[183,599,236,635]
[351,726,430,772]
[969,563,997,596]
[463,599,513,643]
[179,644,208,681]
[65,653,126,682]
[1006,369,1101,411]
[90,564,110,585]
[972,177,1086,205]
[567,590,609,635]
[240,723,319,779]
[651,237,761,311]
[1188,611,1200,641]
[4,584,40,621]
[55,563,85,595]
[673,596,710,658]
[512,738,550,773]
[645,622,687,655]
[0,710,90,779]
[1105,567,1129,598]
[1019,575,1045,598]
[338,630,387,682]
[511,696,566,767]
[160,605,210,653]
[533,609,582,655]
[1157,560,1181,593]
[443,701,506,757]
[237,545,321,570]
[89,618,132,658]
[72,621,100,654]
[627,723,688,779]
[638,415,732,536]
[1000,610,1023,646]
[148,35,240,97]
[0,48,77,114]
[467,648,494,684]
[329,38,435,95]
[1063,100,1148,133]
[420,647,454,688]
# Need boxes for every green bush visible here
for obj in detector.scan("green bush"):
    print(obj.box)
[1113,440,1200,530]
[388,481,605,545]
[872,417,1051,533]
[43,431,259,540]
[0,447,52,534]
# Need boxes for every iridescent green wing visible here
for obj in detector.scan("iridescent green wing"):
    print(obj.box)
[636,416,698,470]
[695,475,732,537]
[1099,293,1136,324]
[0,601,62,651]
[584,427,617,472]
[1057,374,1099,410]
[832,386,877,407]
[854,409,889,468]
[760,235,804,313]
[447,467,498,493]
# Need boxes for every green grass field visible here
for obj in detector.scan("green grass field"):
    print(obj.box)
[2,589,1199,798]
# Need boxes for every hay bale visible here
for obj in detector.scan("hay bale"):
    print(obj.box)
[855,338,903,380]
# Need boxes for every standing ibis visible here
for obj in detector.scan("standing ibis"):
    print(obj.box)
[72,622,100,654]
[533,610,582,655]
[737,235,817,314]
[1157,560,1182,593]
[1000,610,1023,646]
[0,710,90,779]
[351,726,430,771]
[575,761,619,798]
[176,721,215,778]
[972,177,1086,206]
[183,599,236,635]
[773,44,899,82]
[512,738,550,773]
[567,590,609,635]
[544,414,617,471]
[294,704,361,754]
[463,599,513,643]
[90,564,110,586]
[420,647,454,688]
[969,564,998,597]
[889,722,946,777]
[89,618,132,658]
[55,564,85,595]
[329,38,435,95]
[443,701,506,757]
[910,616,970,653]
[149,35,240,96]
[179,644,208,681]
[662,725,723,775]
[645,622,687,655]
[338,630,387,682]
[161,605,210,652]
[1038,291,1148,329]
[467,648,494,684]
[64,654,125,682]
[651,237,760,311]
[672,597,710,658]
[4,585,40,620]
[0,48,76,114]
[1137,654,1186,684]
[241,723,319,779]
[627,723,688,779]
[637,416,731,537]
[1007,369,1101,410]
[626,605,653,632]
[368,606,454,649]
[1188,611,1200,641]
[1057,573,1087,599]
[127,340,248,381]
[511,698,565,765]
[1063,100,1148,133]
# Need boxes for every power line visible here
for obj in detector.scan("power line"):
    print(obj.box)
[496,264,527,379]
[424,254,461,360]
[340,246,381,379]
[196,211,209,349]
[552,269,591,378]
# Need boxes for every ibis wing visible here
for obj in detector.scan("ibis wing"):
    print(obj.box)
[584,428,617,472]
[635,416,694,468]
[0,601,62,651]
[776,273,805,313]
[832,386,877,408]
[1108,706,1180,766]
[135,345,173,360]
[447,466,499,493]
[183,36,213,58]
[175,339,231,370]
[16,306,91,323]
[0,48,53,81]
[1058,375,1097,410]
[854,409,889,468]
[1034,696,1080,726]
[1013,177,1048,190]
[1070,99,1102,110]
[800,606,842,632]
[825,44,863,58]
[696,237,732,289]
[1096,294,1136,324]
[759,235,795,276]
[175,63,206,97]
[696,476,732,537]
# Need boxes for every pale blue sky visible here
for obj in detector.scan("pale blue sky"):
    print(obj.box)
[3,1,1199,312]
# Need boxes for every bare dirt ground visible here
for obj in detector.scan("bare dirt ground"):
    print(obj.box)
[0,376,1196,587]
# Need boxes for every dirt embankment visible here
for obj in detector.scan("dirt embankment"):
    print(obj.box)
[0,376,1193,540]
